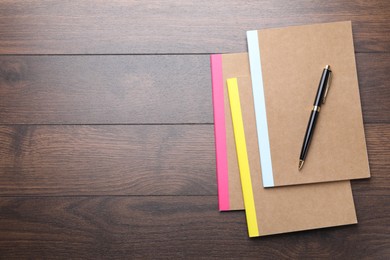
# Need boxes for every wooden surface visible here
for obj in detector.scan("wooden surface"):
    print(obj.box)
[0,1,389,259]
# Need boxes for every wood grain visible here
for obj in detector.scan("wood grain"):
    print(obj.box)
[357,53,390,124]
[0,1,389,258]
[0,55,212,124]
[0,125,216,196]
[0,1,388,54]
[0,53,388,124]
[0,124,387,196]
[0,195,388,259]
[351,124,390,196]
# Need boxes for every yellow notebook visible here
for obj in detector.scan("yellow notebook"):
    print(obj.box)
[227,77,357,237]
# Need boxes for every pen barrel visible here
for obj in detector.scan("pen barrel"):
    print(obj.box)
[313,68,331,106]
[300,110,319,161]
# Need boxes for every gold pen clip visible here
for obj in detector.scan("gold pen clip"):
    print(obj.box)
[322,68,332,104]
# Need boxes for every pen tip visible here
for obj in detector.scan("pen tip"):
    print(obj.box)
[298,160,304,170]
[325,65,330,70]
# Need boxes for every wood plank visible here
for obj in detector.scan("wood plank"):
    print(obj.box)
[0,195,388,259]
[0,1,388,54]
[0,125,216,196]
[0,53,388,124]
[0,124,387,196]
[352,123,390,196]
[0,55,212,124]
[358,53,390,124]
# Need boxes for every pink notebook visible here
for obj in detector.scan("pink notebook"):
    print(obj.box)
[211,53,250,211]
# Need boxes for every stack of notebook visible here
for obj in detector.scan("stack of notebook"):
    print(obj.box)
[210,21,370,237]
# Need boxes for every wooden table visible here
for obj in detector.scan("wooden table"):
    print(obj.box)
[0,1,389,259]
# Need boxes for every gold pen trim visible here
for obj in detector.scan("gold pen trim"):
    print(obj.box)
[298,160,305,170]
[312,105,321,112]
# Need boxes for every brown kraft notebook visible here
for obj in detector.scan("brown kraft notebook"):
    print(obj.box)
[247,21,370,187]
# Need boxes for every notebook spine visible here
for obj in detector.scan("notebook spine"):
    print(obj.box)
[210,54,230,211]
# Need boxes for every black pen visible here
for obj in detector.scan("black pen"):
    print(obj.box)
[299,65,332,170]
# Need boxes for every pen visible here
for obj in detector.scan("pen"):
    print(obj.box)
[299,65,332,170]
